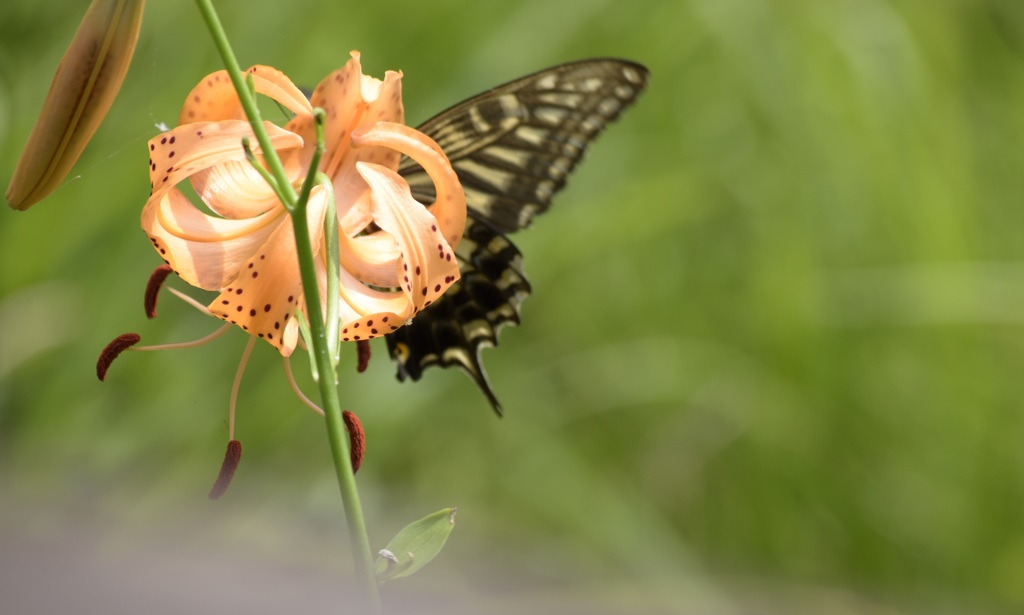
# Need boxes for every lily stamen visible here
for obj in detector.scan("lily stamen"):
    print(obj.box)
[129,323,232,352]
[208,439,242,500]
[228,336,257,442]
[342,410,365,473]
[356,339,371,373]
[163,287,215,316]
[96,333,141,381]
[98,275,234,378]
[145,264,174,318]
[282,356,325,416]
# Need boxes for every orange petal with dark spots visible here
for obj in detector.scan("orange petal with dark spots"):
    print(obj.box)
[356,162,460,312]
[310,52,405,178]
[142,188,283,291]
[145,119,302,207]
[179,65,311,125]
[351,121,466,249]
[206,189,328,356]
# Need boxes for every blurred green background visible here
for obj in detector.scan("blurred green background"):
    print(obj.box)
[3,0,1024,613]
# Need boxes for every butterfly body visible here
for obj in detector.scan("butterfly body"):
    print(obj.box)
[390,58,650,414]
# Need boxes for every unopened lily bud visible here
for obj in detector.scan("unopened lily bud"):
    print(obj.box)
[7,0,145,210]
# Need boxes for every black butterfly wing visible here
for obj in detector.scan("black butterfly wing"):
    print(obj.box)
[389,58,649,414]
[387,216,530,413]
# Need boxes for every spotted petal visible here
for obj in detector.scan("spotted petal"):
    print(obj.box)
[310,52,405,177]
[351,122,465,249]
[294,52,406,233]
[142,187,285,290]
[190,157,302,220]
[356,161,460,312]
[147,120,303,205]
[336,118,467,288]
[337,226,401,288]
[330,252,424,343]
[207,189,329,356]
[179,65,312,125]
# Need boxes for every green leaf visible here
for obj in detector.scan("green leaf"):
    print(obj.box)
[374,507,457,582]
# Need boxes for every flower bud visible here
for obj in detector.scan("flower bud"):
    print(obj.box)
[7,0,145,210]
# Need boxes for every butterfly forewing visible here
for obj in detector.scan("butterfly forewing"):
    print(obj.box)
[390,59,649,413]
[399,59,648,233]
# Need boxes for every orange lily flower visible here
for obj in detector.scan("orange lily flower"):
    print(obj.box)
[140,52,466,356]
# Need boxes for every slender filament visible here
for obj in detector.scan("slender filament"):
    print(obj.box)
[132,323,232,352]
[229,335,257,441]
[282,356,325,416]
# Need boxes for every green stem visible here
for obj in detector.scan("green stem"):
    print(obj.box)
[192,1,380,612]
[290,181,380,614]
[194,0,296,204]
[319,171,342,366]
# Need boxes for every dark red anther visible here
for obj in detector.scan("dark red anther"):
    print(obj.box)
[208,440,242,500]
[343,411,365,473]
[96,333,141,381]
[144,264,174,318]
[356,339,371,373]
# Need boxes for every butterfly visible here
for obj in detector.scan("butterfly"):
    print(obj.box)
[388,58,650,415]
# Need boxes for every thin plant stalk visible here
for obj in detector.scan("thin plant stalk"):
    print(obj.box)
[192,1,380,611]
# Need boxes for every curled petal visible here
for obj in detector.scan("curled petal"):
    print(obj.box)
[306,52,405,219]
[244,65,313,117]
[322,246,410,340]
[179,65,312,125]
[309,54,363,178]
[356,162,460,311]
[337,227,401,288]
[7,0,144,210]
[352,122,466,249]
[336,264,412,319]
[207,190,329,355]
[311,52,405,173]
[340,310,404,342]
[336,182,375,237]
[189,159,290,220]
[142,188,283,290]
[282,113,378,232]
[357,66,404,169]
[147,120,302,204]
